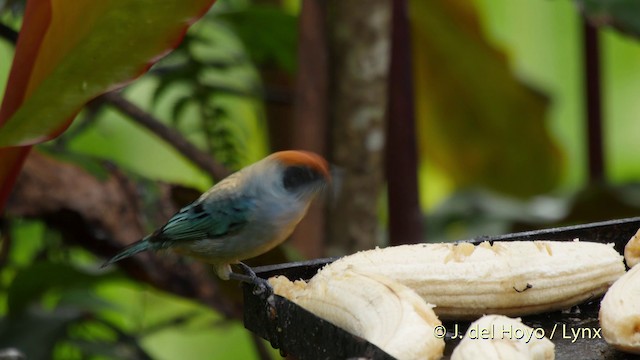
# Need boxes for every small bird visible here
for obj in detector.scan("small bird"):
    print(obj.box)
[102,150,330,281]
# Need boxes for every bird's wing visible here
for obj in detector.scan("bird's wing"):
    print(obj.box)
[149,196,255,246]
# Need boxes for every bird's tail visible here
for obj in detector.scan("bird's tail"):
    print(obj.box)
[101,238,151,268]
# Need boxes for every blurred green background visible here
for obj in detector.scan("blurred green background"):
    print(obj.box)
[1,0,640,358]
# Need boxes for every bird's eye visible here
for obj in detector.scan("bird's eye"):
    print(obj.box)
[282,165,322,191]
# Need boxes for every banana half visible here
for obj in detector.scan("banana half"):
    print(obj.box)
[324,240,625,319]
[599,263,640,354]
[625,228,640,268]
[269,268,445,360]
[451,315,555,360]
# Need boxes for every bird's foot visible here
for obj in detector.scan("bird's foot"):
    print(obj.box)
[229,262,258,282]
[229,262,269,295]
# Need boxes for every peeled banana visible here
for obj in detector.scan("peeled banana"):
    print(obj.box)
[324,240,625,319]
[269,269,445,360]
[625,228,640,268]
[450,315,555,360]
[599,263,640,354]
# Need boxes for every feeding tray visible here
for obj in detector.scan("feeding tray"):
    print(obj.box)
[243,217,640,359]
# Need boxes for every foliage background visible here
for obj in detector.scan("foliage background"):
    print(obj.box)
[1,0,640,358]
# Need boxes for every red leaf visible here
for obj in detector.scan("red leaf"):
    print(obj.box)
[0,0,217,210]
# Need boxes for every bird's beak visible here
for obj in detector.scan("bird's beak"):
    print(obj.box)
[323,165,344,207]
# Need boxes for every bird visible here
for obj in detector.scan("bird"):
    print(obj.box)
[101,150,330,281]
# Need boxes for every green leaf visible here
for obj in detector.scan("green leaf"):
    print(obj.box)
[7,262,116,315]
[426,189,569,241]
[0,307,84,360]
[38,145,112,181]
[0,0,217,211]
[66,339,141,360]
[577,0,640,38]
[170,96,195,125]
[0,0,217,147]
[410,0,563,197]
[222,5,298,73]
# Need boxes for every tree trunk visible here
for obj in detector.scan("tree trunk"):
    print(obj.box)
[326,0,391,255]
[288,0,329,259]
[386,0,423,245]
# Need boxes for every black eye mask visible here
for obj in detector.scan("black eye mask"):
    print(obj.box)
[282,165,323,191]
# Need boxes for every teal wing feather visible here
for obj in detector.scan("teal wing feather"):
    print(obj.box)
[149,195,255,247]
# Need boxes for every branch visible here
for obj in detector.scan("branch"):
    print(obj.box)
[100,91,231,181]
[92,316,154,360]
[582,18,604,182]
[7,151,240,319]
[0,218,10,269]
[386,0,423,245]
